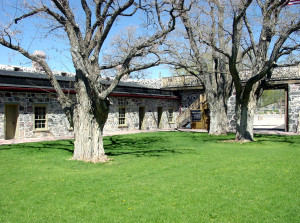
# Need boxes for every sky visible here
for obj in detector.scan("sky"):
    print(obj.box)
[1,1,298,78]
[0,1,173,79]
[0,45,172,79]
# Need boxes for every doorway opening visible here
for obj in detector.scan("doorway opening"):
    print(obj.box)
[157,107,163,129]
[254,88,288,131]
[5,104,19,139]
[139,107,146,130]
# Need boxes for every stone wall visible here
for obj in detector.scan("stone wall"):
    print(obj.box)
[226,83,300,133]
[0,64,74,76]
[0,91,180,140]
[178,89,204,111]
[0,91,73,139]
[227,92,236,131]
[104,97,180,132]
[288,84,300,132]
[126,78,163,89]
[161,76,203,88]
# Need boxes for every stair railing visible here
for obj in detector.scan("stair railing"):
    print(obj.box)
[177,95,205,127]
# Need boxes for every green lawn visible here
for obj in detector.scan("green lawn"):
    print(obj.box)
[0,132,299,223]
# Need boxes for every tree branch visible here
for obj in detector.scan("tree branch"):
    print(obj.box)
[14,8,44,24]
[0,36,74,125]
[89,0,135,59]
[98,1,178,99]
[278,44,300,57]
[243,15,257,58]
[81,0,92,43]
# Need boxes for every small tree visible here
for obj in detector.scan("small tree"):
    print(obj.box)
[202,0,300,141]
[0,0,180,162]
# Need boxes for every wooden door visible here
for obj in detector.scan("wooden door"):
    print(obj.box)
[5,105,19,139]
[139,107,146,130]
[157,107,163,129]
[191,102,210,130]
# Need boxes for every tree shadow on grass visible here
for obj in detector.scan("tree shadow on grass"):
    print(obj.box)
[0,140,74,154]
[41,140,74,153]
[254,134,300,145]
[104,135,182,157]
[184,132,299,145]
[0,136,182,158]
[182,132,236,143]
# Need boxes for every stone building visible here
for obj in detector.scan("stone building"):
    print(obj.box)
[0,67,180,140]
[161,65,300,133]
[1,64,300,141]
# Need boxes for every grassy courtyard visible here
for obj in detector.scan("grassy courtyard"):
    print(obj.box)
[0,132,299,222]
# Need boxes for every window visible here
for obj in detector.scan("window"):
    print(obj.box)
[119,106,126,126]
[168,108,174,123]
[34,105,47,130]
[118,98,127,106]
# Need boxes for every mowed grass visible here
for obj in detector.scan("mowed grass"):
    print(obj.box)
[0,132,299,223]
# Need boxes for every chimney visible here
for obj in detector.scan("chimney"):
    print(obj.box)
[32,50,46,72]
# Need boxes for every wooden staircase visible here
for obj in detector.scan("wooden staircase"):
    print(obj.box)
[177,94,207,128]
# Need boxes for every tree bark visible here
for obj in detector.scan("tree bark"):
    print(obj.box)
[72,104,108,163]
[235,97,256,141]
[235,83,261,141]
[71,72,110,163]
[207,94,229,135]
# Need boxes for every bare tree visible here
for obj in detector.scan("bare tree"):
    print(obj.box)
[0,0,180,162]
[201,0,300,141]
[166,0,233,135]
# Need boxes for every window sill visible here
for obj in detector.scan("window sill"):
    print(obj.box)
[33,129,50,133]
[118,125,128,128]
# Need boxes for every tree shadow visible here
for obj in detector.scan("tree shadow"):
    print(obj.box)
[41,140,74,153]
[104,135,182,157]
[0,140,74,153]
[0,135,182,158]
[181,132,235,143]
[1,136,182,158]
[254,134,300,145]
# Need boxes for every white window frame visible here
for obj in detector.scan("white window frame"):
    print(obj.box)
[118,106,127,126]
[33,104,48,130]
[168,108,174,123]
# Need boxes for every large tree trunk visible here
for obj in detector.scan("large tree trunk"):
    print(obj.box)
[204,67,232,135]
[71,72,110,163]
[235,83,261,141]
[208,95,229,135]
[72,102,108,163]
[206,2,231,135]
[235,95,257,141]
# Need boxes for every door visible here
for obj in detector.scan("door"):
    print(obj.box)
[5,104,19,139]
[157,107,163,129]
[139,107,145,130]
